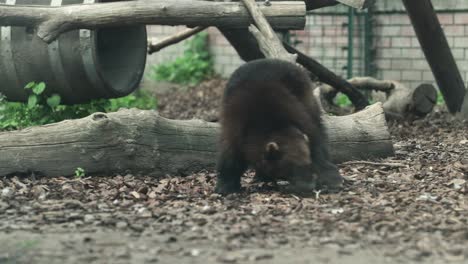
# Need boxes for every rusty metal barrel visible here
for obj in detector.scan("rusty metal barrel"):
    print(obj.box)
[0,0,147,104]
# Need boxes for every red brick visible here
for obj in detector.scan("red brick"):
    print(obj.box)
[389,14,411,25]
[391,59,413,69]
[402,70,422,81]
[437,14,454,24]
[400,26,415,37]
[392,37,412,48]
[454,13,468,24]
[376,37,391,48]
[443,25,465,36]
[411,38,421,48]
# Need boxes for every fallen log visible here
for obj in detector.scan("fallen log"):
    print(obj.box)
[402,0,466,114]
[0,104,394,177]
[350,77,437,119]
[0,0,305,43]
[318,77,437,119]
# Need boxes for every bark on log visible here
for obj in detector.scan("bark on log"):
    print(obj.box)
[402,0,466,114]
[0,0,305,43]
[0,104,394,177]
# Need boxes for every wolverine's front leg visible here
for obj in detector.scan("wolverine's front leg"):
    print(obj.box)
[310,132,344,192]
[215,147,247,195]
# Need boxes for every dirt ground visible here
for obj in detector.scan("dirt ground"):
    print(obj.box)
[1,79,467,264]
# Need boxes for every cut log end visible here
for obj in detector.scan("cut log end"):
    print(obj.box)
[412,83,438,116]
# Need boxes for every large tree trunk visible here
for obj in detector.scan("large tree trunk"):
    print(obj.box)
[0,0,305,43]
[0,104,393,177]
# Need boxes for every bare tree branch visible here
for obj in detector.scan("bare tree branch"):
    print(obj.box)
[240,0,297,62]
[148,26,207,54]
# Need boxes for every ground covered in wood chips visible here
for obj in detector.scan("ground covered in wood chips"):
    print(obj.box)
[1,79,467,264]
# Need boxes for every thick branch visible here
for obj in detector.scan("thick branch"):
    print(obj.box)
[460,93,468,120]
[0,104,393,177]
[284,43,369,110]
[148,26,207,54]
[0,0,305,43]
[305,0,372,10]
[241,0,297,62]
[348,77,394,92]
[335,0,372,9]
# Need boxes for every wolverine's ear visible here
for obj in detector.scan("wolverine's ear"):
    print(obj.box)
[264,142,282,161]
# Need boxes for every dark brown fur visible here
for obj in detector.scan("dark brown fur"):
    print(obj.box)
[215,59,343,194]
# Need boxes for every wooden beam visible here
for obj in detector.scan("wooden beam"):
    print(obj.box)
[0,0,305,43]
[402,0,466,114]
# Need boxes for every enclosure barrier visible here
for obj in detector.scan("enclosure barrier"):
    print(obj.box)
[0,0,147,104]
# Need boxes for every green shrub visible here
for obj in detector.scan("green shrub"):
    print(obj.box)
[75,167,86,178]
[0,82,157,131]
[436,90,445,106]
[334,93,352,107]
[150,32,214,85]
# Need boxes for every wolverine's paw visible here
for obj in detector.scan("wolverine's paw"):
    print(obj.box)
[252,172,274,183]
[284,178,317,196]
[317,169,344,193]
[214,182,241,195]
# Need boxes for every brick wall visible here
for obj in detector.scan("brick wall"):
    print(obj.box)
[144,0,468,90]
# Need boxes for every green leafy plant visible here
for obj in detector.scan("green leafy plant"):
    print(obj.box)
[150,32,214,85]
[436,90,445,106]
[334,93,352,107]
[74,167,86,178]
[0,82,157,131]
